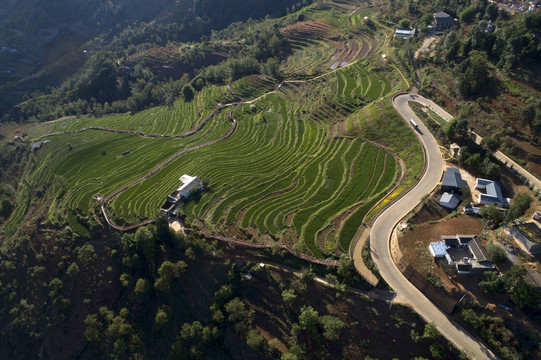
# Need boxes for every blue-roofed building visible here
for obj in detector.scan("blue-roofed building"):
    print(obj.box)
[475,178,508,207]
[441,167,464,192]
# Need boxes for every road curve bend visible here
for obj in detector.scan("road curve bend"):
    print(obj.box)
[367,93,498,360]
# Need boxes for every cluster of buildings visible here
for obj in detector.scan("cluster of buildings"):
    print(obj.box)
[429,234,494,274]
[393,11,458,39]
[438,167,509,210]
[490,0,539,13]
[160,174,202,216]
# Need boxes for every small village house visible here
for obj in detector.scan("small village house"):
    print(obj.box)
[432,12,457,31]
[475,178,508,207]
[160,175,202,215]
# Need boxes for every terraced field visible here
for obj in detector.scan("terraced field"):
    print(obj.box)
[10,64,398,257]
[280,18,378,76]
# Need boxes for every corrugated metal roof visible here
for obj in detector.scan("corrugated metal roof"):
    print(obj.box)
[442,167,463,188]
[468,238,490,262]
[430,242,448,257]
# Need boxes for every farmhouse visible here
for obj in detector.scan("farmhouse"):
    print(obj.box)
[160,175,202,215]
[432,11,457,31]
[393,28,418,39]
[429,235,494,274]
[509,221,541,255]
[475,178,508,207]
[441,167,464,192]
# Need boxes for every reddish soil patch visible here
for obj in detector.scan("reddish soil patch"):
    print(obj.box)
[513,138,541,178]
[280,19,341,39]
[429,87,457,115]
[399,215,484,273]
[407,197,453,225]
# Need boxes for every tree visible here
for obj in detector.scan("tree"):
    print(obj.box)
[459,5,477,24]
[337,255,356,284]
[479,270,505,295]
[119,273,131,288]
[246,329,265,350]
[422,322,441,340]
[182,85,195,101]
[134,226,156,263]
[518,104,536,132]
[66,262,80,277]
[319,315,344,341]
[480,137,500,153]
[298,306,319,333]
[485,242,508,265]
[504,266,540,310]
[282,289,297,306]
[301,266,315,283]
[457,51,490,98]
[479,205,502,225]
[504,194,532,223]
[155,309,169,325]
[134,278,150,295]
[224,298,247,322]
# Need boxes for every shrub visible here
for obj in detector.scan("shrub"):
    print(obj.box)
[485,242,507,265]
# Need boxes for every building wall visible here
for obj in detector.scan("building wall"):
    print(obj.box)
[510,226,541,255]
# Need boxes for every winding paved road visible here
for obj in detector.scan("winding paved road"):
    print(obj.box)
[366,93,497,359]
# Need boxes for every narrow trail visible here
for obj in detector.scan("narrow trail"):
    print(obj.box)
[30,105,224,142]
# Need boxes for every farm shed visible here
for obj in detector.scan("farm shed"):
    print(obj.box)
[393,28,418,39]
[509,222,541,255]
[440,192,460,209]
[31,142,42,152]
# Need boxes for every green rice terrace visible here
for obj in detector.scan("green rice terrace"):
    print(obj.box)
[6,9,423,259]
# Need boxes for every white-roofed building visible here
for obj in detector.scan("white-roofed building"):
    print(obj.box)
[440,192,460,209]
[429,242,448,257]
[161,175,202,214]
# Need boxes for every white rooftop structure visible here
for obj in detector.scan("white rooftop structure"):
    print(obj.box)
[160,174,202,213]
[429,242,448,257]
[440,192,460,209]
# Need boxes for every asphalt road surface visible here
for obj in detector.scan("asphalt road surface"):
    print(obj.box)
[368,93,498,360]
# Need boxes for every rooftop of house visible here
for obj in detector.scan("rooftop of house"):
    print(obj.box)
[441,234,476,246]
[476,178,505,205]
[442,167,463,189]
[394,28,417,36]
[469,238,490,262]
[429,242,448,257]
[514,222,541,244]
[440,192,460,209]
[434,11,455,22]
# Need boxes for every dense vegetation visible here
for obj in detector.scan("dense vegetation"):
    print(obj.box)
[0,0,309,118]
